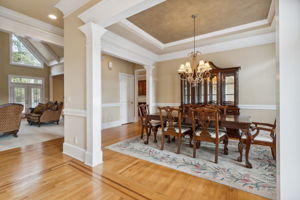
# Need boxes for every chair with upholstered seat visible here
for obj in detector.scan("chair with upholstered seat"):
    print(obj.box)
[138,104,161,144]
[158,106,191,154]
[204,105,228,132]
[239,120,276,160]
[191,107,229,163]
[0,103,23,137]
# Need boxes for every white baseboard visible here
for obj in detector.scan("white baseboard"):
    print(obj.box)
[102,120,121,130]
[63,142,85,162]
[84,151,103,167]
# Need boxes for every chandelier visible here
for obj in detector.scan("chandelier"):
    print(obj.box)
[178,15,212,87]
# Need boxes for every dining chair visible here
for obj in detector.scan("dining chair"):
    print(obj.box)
[239,119,276,160]
[205,104,228,115]
[204,105,228,132]
[191,107,229,163]
[158,106,191,154]
[138,104,161,144]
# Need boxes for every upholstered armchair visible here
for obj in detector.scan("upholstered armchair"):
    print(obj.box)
[26,102,63,127]
[239,120,276,160]
[0,103,23,137]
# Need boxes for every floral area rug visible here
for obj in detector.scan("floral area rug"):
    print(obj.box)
[106,132,276,199]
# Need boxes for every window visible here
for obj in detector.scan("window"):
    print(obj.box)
[10,34,42,68]
[9,75,44,112]
[224,75,235,105]
[10,77,43,84]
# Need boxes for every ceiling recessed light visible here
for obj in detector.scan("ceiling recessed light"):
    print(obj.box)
[48,14,57,20]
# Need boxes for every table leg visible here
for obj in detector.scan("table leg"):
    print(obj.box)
[244,129,253,168]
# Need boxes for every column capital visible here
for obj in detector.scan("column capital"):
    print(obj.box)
[143,65,155,71]
[79,22,107,39]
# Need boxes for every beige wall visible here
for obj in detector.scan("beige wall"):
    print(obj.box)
[0,31,50,105]
[102,54,142,123]
[53,74,64,103]
[155,44,276,123]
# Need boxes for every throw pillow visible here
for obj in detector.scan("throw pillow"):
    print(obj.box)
[33,103,46,114]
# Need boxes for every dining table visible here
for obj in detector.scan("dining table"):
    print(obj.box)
[148,113,254,168]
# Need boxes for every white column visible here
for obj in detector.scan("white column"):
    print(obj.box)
[144,65,155,114]
[278,0,300,199]
[79,22,107,167]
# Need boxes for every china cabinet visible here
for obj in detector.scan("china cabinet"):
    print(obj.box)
[180,62,240,114]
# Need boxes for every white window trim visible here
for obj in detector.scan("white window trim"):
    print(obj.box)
[9,34,44,69]
[8,74,45,104]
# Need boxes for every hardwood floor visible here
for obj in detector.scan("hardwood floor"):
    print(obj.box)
[0,122,268,200]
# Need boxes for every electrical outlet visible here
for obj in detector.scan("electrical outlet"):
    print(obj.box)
[74,137,78,144]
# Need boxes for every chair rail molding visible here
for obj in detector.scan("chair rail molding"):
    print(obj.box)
[102,103,120,107]
[63,109,87,117]
[0,6,63,46]
[154,103,277,110]
[239,104,277,110]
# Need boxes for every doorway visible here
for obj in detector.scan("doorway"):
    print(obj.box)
[119,73,135,124]
[8,75,44,113]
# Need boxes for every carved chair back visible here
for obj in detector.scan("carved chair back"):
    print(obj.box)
[158,106,182,134]
[205,105,228,115]
[191,107,220,140]
[138,104,150,125]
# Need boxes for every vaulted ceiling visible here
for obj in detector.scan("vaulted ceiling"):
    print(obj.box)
[127,0,272,43]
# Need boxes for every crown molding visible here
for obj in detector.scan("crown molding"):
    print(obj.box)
[118,19,164,49]
[102,31,158,65]
[0,6,63,36]
[157,32,275,62]
[164,19,270,48]
[55,0,91,18]
[0,6,63,46]
[79,0,165,28]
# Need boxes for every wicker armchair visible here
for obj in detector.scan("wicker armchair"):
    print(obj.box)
[26,102,63,127]
[0,103,23,137]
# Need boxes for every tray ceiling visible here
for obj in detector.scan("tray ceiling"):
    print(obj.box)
[128,0,272,43]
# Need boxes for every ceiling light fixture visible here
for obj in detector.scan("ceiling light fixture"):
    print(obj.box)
[178,15,211,87]
[48,14,57,20]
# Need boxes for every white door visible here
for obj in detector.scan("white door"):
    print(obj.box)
[120,73,134,124]
[10,85,27,112]
[9,75,44,112]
